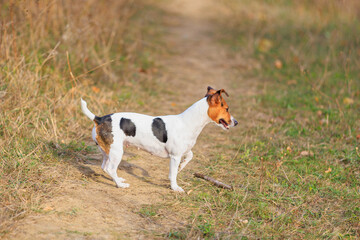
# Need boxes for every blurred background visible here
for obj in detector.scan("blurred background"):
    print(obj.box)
[1,0,359,238]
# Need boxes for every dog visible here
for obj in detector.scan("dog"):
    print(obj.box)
[81,86,238,192]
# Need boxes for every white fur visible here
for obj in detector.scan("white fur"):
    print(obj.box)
[81,98,95,121]
[81,97,236,192]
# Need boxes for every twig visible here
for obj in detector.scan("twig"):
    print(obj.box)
[194,173,233,190]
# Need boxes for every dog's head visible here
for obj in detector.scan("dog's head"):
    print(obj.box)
[205,86,238,130]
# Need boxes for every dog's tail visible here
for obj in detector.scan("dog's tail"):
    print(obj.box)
[81,98,96,121]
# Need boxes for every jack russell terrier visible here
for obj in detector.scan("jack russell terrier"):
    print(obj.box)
[81,86,238,192]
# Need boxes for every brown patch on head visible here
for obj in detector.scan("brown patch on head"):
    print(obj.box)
[94,114,113,154]
[206,88,232,128]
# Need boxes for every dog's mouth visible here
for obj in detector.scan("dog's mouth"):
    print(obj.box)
[219,119,229,129]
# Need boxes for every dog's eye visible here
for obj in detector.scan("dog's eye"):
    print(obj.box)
[226,108,229,112]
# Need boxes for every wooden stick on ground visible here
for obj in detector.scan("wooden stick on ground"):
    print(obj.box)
[194,173,233,190]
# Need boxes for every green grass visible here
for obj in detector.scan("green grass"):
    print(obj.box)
[65,229,92,237]
[222,0,359,238]
[138,205,160,218]
[159,0,360,239]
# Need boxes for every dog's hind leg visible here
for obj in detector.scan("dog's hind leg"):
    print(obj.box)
[92,127,110,172]
[106,145,129,188]
[97,146,109,173]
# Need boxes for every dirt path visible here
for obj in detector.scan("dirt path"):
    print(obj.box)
[157,0,232,101]
[6,0,253,239]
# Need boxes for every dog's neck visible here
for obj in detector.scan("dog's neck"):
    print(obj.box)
[180,97,212,137]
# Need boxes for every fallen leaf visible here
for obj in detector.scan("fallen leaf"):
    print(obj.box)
[286,146,292,153]
[258,39,273,53]
[91,86,100,93]
[314,96,319,103]
[356,134,360,140]
[287,80,297,85]
[343,97,354,105]
[274,59,282,69]
[138,68,147,73]
[171,102,177,107]
[300,151,314,157]
[316,110,322,117]
[325,167,332,173]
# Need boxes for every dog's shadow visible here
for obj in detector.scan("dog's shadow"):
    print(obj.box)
[50,142,167,188]
[79,154,167,188]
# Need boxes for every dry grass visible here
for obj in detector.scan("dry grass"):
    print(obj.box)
[0,0,161,234]
[1,0,359,238]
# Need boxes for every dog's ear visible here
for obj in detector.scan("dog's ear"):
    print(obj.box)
[208,92,220,105]
[206,87,229,105]
[216,89,229,97]
[205,86,217,97]
[207,90,224,105]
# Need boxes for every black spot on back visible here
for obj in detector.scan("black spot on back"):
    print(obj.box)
[120,118,136,137]
[152,117,167,143]
[94,114,112,125]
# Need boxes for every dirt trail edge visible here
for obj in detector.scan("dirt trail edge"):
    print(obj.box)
[7,0,251,239]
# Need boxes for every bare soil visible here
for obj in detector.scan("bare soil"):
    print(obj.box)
[6,0,256,239]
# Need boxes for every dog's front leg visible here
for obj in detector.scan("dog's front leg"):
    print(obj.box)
[179,151,193,172]
[169,155,184,192]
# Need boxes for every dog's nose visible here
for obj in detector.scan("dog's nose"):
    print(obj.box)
[234,119,238,126]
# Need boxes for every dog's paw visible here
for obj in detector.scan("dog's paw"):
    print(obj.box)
[116,182,130,188]
[171,185,184,193]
